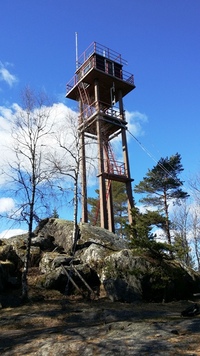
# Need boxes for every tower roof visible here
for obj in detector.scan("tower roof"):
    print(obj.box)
[66,42,135,102]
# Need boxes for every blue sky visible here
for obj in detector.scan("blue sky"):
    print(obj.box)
[0,0,200,236]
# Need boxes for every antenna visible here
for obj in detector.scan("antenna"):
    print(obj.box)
[75,32,78,70]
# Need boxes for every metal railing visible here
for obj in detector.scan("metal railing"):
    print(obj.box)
[104,159,126,176]
[66,42,135,95]
[66,66,134,96]
[77,41,127,68]
[78,101,125,122]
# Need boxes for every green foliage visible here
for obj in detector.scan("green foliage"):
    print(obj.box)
[134,153,189,244]
[173,232,194,267]
[88,182,129,237]
[103,258,118,279]
[51,208,59,219]
[134,153,188,206]
[128,204,173,257]
[130,234,174,258]
[129,204,166,239]
[87,189,100,226]
[112,181,129,237]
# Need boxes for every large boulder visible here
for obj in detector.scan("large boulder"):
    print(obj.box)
[0,241,22,268]
[1,235,27,264]
[33,218,73,253]
[2,235,41,267]
[78,223,128,251]
[37,258,99,295]
[100,249,200,302]
[31,235,56,251]
[100,250,145,302]
[39,252,74,274]
[0,261,18,291]
[33,219,127,254]
[37,266,67,291]
[0,241,22,291]
[75,223,129,275]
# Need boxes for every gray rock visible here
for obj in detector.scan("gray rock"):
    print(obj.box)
[79,243,108,271]
[78,223,128,251]
[0,242,22,268]
[103,278,142,302]
[1,235,27,263]
[52,255,73,268]
[0,260,20,292]
[33,218,74,253]
[1,219,200,303]
[31,235,56,251]
[39,252,61,274]
[37,266,66,290]
[29,246,41,266]
[100,250,144,302]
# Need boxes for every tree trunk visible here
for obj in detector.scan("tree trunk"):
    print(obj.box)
[21,227,32,300]
[22,185,35,300]
[163,189,171,245]
[71,169,79,255]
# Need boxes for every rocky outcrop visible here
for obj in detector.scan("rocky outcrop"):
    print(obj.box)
[33,218,73,252]
[101,249,200,302]
[1,218,200,303]
[0,240,22,291]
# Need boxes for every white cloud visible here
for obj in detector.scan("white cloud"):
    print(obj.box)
[0,105,17,184]
[0,229,27,239]
[0,101,150,237]
[0,62,18,87]
[106,110,148,163]
[154,228,166,242]
[0,101,82,188]
[0,197,15,213]
[126,111,148,138]
[0,103,148,183]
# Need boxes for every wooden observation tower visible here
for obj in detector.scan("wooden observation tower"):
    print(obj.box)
[66,42,136,233]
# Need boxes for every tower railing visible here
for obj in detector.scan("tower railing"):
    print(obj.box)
[104,158,126,176]
[66,69,134,96]
[78,100,126,122]
[104,142,126,176]
[76,42,128,68]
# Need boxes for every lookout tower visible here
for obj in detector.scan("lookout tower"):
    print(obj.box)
[66,42,135,232]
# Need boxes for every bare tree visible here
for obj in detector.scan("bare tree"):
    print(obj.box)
[187,173,200,269]
[171,202,192,267]
[48,111,97,254]
[191,208,200,271]
[188,172,200,205]
[48,112,81,254]
[8,87,55,299]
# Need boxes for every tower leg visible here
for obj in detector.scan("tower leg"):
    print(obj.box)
[96,117,108,230]
[80,131,88,222]
[106,180,115,233]
[119,90,134,224]
[94,79,108,230]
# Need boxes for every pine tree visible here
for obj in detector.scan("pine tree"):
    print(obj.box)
[52,208,59,218]
[129,205,172,255]
[134,153,189,245]
[130,204,166,240]
[112,181,129,237]
[87,189,100,226]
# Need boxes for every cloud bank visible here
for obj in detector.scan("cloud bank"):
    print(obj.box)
[0,62,18,87]
[0,100,147,233]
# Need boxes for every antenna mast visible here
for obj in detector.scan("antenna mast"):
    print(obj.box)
[75,32,78,70]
